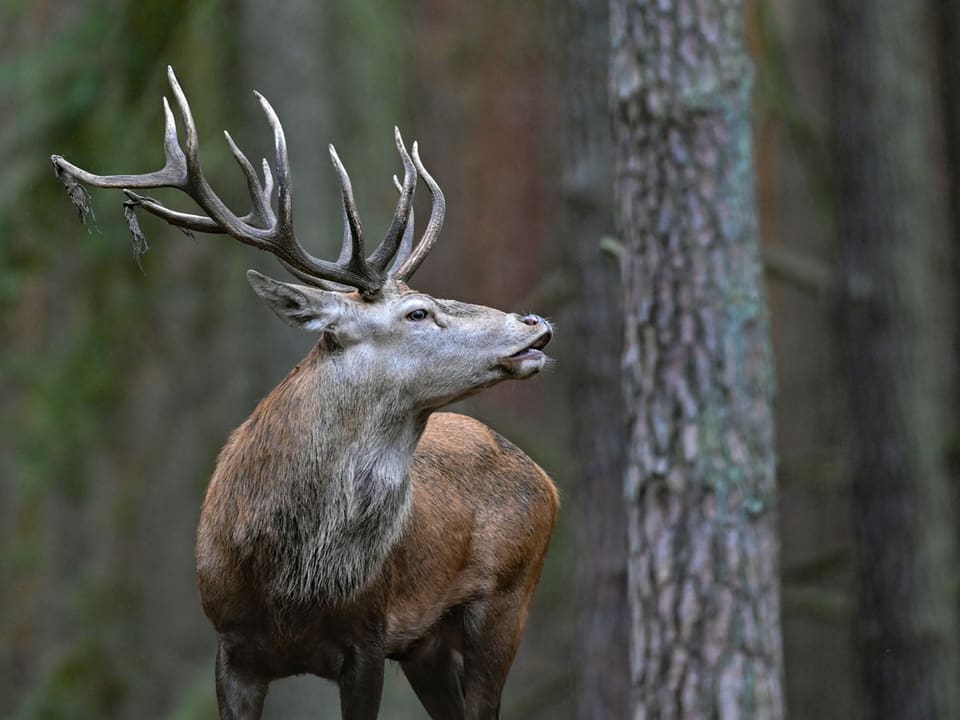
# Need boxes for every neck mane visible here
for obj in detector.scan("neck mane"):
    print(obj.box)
[213,343,421,605]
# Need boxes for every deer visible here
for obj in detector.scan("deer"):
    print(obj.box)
[51,67,558,720]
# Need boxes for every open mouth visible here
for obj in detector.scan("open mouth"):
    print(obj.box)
[507,329,553,361]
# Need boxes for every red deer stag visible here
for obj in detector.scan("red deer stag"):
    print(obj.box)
[52,67,558,720]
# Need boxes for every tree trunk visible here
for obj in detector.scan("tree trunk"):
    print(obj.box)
[831,1,960,718]
[558,1,630,718]
[610,1,785,716]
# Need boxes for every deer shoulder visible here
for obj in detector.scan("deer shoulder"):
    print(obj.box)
[384,412,558,647]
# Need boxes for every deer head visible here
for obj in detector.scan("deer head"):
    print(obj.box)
[51,67,552,412]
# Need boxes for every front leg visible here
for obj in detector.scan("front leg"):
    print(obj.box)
[338,650,385,720]
[216,642,269,720]
[461,593,530,720]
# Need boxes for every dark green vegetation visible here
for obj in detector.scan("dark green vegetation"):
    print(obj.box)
[833,0,960,716]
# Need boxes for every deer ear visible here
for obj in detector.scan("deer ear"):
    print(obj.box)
[246,270,342,332]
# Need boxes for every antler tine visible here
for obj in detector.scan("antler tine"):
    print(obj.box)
[261,158,275,206]
[224,131,275,227]
[368,127,417,272]
[333,157,355,266]
[336,201,353,265]
[387,174,416,276]
[252,92,292,233]
[327,144,374,281]
[166,66,200,168]
[393,141,445,282]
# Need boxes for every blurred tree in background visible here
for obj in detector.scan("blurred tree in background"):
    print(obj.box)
[4,0,960,718]
[833,0,960,717]
[557,1,629,718]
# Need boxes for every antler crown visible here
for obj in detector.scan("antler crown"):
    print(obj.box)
[51,66,445,297]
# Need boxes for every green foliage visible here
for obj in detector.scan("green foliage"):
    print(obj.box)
[751,1,834,225]
[162,662,218,720]
[2,3,234,458]
[11,638,130,720]
[1,0,234,714]
[1,0,231,521]
[10,576,140,720]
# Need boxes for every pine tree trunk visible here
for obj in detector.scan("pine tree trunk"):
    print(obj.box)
[610,1,785,716]
[831,2,960,717]
[559,1,630,718]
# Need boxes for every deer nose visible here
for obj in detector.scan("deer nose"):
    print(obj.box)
[518,314,544,326]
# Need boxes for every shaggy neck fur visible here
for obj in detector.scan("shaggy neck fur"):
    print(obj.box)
[215,342,422,606]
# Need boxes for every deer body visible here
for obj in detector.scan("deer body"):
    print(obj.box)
[200,400,556,716]
[53,68,556,719]
[196,283,557,718]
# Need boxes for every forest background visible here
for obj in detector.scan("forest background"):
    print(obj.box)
[1,0,953,718]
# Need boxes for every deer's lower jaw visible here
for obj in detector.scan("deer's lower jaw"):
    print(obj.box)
[508,347,545,361]
[498,350,547,377]
[499,328,552,376]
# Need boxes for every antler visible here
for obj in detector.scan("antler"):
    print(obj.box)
[51,67,444,294]
[392,142,445,282]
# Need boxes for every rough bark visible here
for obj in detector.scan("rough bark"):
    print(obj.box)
[831,2,960,718]
[558,1,630,718]
[610,1,785,717]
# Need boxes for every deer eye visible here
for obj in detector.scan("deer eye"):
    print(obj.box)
[406,308,430,322]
